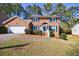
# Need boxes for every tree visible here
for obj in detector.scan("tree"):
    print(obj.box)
[43,3,53,15]
[25,4,42,15]
[52,3,68,21]
[53,3,66,15]
[60,21,71,34]
[10,4,27,18]
[0,4,13,16]
[66,6,79,28]
[68,18,78,28]
[0,3,27,18]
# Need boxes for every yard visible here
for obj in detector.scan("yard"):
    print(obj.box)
[0,34,79,56]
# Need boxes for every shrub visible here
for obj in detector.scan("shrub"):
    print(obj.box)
[0,26,7,34]
[60,33,67,40]
[49,30,54,37]
[33,30,43,35]
[25,29,32,34]
[60,22,71,34]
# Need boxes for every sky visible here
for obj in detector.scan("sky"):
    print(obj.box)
[21,3,79,8]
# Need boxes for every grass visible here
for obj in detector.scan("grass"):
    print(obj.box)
[66,35,79,56]
[0,35,79,56]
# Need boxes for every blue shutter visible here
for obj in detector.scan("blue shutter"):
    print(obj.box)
[36,18,37,22]
[32,18,35,22]
[50,18,52,22]
[36,18,38,22]
[34,26,35,30]
[53,26,55,31]
[54,18,56,22]
[32,26,36,30]
[49,26,52,30]
[56,18,57,22]
[34,26,36,30]
[49,26,51,30]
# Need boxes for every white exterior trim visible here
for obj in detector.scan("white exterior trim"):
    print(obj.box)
[8,26,26,33]
[72,24,79,35]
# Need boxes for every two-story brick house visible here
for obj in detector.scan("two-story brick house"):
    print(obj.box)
[2,15,60,38]
[28,15,60,38]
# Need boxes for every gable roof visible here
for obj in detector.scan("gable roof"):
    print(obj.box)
[2,16,27,25]
[23,19,32,23]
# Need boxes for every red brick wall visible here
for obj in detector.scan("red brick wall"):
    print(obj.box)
[4,17,60,38]
[32,18,60,38]
[5,17,28,28]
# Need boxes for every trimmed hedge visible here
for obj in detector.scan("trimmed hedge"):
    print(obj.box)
[60,33,67,40]
[25,29,32,34]
[0,26,7,34]
[49,30,54,37]
[33,30,43,35]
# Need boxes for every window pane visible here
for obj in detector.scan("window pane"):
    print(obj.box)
[50,18,57,22]
[49,26,57,31]
[32,18,35,22]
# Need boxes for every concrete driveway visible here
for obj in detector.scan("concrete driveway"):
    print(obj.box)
[0,34,19,42]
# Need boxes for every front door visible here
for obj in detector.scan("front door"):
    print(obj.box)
[41,23,50,37]
[43,26,47,32]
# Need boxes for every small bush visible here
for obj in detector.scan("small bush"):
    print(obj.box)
[49,30,54,37]
[0,26,7,34]
[60,33,67,40]
[60,22,71,34]
[33,30,43,35]
[25,29,32,34]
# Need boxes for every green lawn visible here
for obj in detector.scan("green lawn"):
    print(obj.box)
[0,35,79,56]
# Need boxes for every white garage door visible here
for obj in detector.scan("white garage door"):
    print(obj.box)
[8,26,26,33]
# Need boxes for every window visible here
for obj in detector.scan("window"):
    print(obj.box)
[54,18,57,22]
[32,18,35,22]
[37,26,40,30]
[50,18,57,22]
[49,26,57,32]
[32,26,35,30]
[32,26,39,30]
[32,18,40,22]
[34,18,39,22]
[50,18,53,22]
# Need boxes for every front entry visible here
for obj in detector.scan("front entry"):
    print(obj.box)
[41,23,49,37]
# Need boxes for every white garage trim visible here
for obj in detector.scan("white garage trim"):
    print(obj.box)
[8,26,26,33]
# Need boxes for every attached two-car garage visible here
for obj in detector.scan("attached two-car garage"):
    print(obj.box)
[3,16,29,34]
[8,26,26,33]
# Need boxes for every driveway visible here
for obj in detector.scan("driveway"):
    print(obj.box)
[0,34,19,42]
